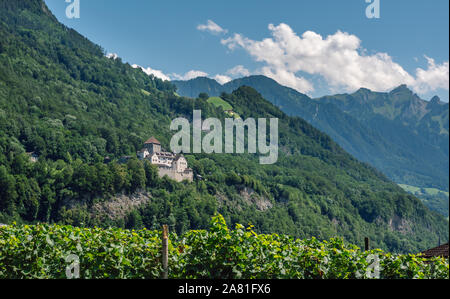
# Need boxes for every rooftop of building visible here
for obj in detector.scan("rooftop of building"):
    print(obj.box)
[420,243,449,258]
[144,137,161,145]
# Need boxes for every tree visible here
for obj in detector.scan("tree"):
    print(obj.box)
[109,163,129,193]
[0,165,18,215]
[11,153,30,175]
[126,210,143,229]
[127,158,146,192]
[198,93,209,101]
[143,161,159,187]
[37,184,55,222]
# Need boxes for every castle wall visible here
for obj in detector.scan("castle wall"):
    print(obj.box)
[145,143,161,154]
[139,140,193,182]
[158,167,193,182]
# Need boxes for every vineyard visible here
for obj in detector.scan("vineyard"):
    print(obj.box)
[0,215,448,279]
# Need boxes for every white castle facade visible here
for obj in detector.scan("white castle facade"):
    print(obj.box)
[138,137,193,182]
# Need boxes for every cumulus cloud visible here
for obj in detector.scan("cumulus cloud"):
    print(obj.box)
[260,66,315,93]
[226,65,251,77]
[214,74,232,84]
[132,64,171,81]
[413,56,449,94]
[220,23,448,95]
[132,65,222,83]
[106,53,119,60]
[172,70,209,81]
[197,20,228,35]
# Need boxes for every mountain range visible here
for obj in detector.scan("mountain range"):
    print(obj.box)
[173,76,449,216]
[0,0,448,253]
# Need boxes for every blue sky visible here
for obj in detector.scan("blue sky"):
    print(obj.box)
[44,0,449,101]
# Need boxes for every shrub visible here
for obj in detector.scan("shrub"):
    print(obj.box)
[0,215,448,279]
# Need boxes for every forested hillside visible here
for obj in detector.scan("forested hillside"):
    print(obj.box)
[0,0,448,253]
[173,76,449,216]
[318,85,449,190]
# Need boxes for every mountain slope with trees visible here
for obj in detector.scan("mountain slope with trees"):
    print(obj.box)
[0,0,448,253]
[173,76,449,216]
[317,85,449,189]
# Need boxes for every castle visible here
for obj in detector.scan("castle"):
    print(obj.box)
[138,137,193,182]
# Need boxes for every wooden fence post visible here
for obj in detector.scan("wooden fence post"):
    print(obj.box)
[364,237,370,251]
[162,225,169,279]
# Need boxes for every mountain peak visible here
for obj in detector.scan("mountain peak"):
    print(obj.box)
[185,76,217,83]
[390,84,413,94]
[355,87,372,94]
[358,87,371,91]
[430,96,441,104]
[224,75,280,87]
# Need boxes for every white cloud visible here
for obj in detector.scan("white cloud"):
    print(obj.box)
[132,65,227,84]
[172,70,209,81]
[197,20,228,35]
[132,64,210,82]
[260,66,315,93]
[132,64,171,81]
[227,65,251,77]
[204,65,253,85]
[214,74,232,84]
[106,53,119,60]
[220,23,448,95]
[413,56,449,94]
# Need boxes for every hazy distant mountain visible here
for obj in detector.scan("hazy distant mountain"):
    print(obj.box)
[317,85,449,190]
[173,76,449,194]
[318,85,449,157]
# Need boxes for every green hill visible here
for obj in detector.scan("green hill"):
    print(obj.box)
[0,0,448,253]
[399,184,449,217]
[207,96,233,111]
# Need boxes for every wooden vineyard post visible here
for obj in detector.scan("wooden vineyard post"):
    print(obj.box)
[162,225,169,279]
[365,237,370,251]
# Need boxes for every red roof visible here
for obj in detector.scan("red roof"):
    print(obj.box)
[420,243,449,258]
[144,137,161,145]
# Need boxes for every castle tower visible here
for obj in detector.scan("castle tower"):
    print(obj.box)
[144,137,161,154]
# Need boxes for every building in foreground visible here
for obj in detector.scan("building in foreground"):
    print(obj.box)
[420,243,449,259]
[138,137,193,182]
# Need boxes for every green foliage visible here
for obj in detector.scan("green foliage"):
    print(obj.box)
[0,0,448,255]
[0,216,448,279]
[0,223,163,279]
[207,96,233,111]
[198,92,209,101]
[399,184,449,217]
